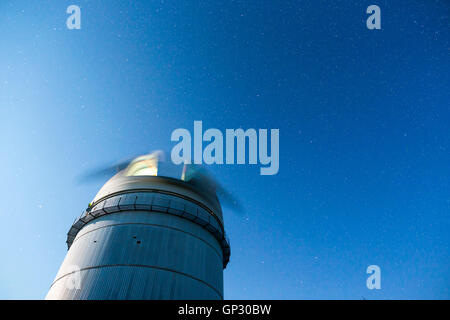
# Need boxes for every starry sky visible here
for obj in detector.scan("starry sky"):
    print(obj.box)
[0,0,449,299]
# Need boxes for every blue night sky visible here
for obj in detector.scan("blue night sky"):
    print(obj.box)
[0,1,449,299]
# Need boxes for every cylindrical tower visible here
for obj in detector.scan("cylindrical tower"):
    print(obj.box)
[46,155,230,300]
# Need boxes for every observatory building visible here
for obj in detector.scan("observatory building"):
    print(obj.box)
[46,153,230,300]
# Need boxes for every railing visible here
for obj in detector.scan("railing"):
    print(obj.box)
[67,191,231,268]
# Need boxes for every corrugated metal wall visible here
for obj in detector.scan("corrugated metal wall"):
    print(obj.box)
[46,209,224,299]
